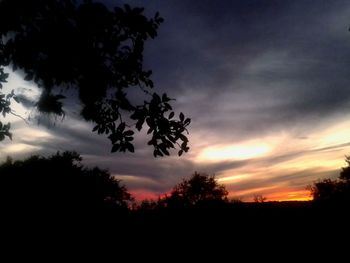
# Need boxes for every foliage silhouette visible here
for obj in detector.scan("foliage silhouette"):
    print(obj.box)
[0,0,190,157]
[309,156,350,203]
[137,199,159,211]
[0,67,12,140]
[161,172,228,208]
[340,155,350,181]
[0,151,133,213]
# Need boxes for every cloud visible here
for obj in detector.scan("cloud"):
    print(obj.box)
[311,142,350,153]
[225,168,340,200]
[139,1,350,141]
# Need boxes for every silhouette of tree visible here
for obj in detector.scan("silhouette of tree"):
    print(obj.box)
[137,199,158,211]
[308,179,341,202]
[0,151,133,213]
[253,194,267,203]
[309,156,350,202]
[0,0,190,157]
[163,172,228,208]
[340,156,350,181]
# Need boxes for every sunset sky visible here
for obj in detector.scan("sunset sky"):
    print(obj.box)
[2,0,350,201]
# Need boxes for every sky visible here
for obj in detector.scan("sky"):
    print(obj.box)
[2,0,350,201]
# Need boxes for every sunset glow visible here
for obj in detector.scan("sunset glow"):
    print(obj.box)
[2,143,40,154]
[263,190,312,202]
[197,142,270,162]
[2,0,350,203]
[217,173,253,183]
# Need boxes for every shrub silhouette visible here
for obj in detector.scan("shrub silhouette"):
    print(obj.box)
[253,194,267,203]
[161,172,228,208]
[0,151,133,214]
[0,0,190,157]
[340,156,350,181]
[309,156,350,203]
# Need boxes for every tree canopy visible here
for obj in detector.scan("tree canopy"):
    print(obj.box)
[309,156,350,203]
[0,151,133,212]
[0,0,190,157]
[162,172,228,208]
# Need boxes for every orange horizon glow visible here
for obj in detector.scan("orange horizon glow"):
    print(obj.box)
[251,190,312,202]
[130,188,313,202]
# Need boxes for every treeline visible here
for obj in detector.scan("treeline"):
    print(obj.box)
[1,151,350,256]
[1,151,350,216]
[0,151,133,215]
[0,151,302,216]
[0,151,231,215]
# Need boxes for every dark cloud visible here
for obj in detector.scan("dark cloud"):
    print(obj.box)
[132,0,350,141]
[106,1,350,144]
[311,142,350,153]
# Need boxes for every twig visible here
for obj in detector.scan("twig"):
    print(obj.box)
[10,110,29,124]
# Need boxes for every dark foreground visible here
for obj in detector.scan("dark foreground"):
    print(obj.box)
[2,201,349,260]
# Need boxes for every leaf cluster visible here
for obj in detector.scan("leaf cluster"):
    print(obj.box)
[0,0,190,155]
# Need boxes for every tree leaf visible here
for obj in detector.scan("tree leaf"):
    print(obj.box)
[153,93,161,103]
[126,143,135,153]
[13,96,20,103]
[136,119,144,131]
[147,127,153,134]
[124,130,134,136]
[164,103,172,110]
[162,93,170,102]
[111,144,120,152]
[24,73,33,81]
[118,122,126,132]
[179,112,184,122]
